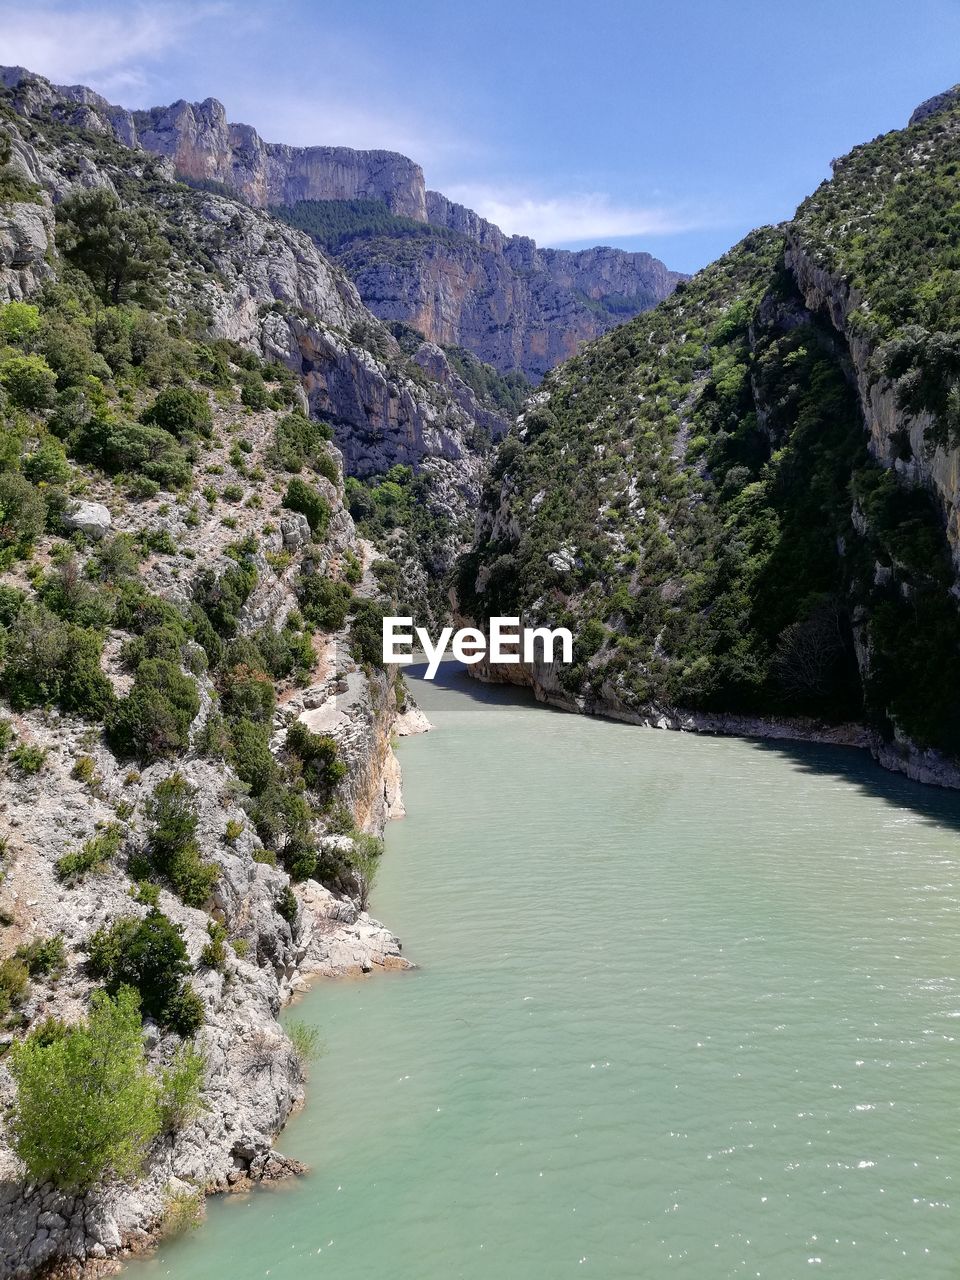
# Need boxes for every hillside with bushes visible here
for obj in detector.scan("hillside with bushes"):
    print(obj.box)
[0,64,437,1275]
[459,87,960,783]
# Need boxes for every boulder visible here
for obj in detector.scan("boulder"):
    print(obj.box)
[62,500,112,540]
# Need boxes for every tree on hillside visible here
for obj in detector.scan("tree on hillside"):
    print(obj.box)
[7,987,160,1190]
[55,189,167,305]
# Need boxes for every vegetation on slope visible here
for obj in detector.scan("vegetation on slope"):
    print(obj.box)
[272,196,471,256]
[0,83,405,1197]
[460,159,960,755]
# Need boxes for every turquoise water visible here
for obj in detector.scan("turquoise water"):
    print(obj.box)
[142,663,960,1279]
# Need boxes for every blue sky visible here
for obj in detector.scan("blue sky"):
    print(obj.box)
[4,0,960,272]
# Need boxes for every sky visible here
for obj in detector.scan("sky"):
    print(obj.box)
[3,0,960,272]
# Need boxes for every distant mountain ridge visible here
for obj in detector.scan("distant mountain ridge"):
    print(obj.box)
[0,67,684,379]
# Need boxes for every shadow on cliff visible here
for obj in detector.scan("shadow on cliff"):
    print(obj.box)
[406,658,960,835]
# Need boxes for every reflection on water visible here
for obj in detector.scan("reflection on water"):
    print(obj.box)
[140,662,960,1279]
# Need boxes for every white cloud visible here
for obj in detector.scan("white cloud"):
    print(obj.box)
[444,185,709,245]
[226,88,466,167]
[0,2,220,97]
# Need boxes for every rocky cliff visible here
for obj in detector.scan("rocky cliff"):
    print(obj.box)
[0,67,684,383]
[0,70,428,219]
[458,90,960,787]
[0,64,455,1277]
[336,197,685,379]
[0,65,514,601]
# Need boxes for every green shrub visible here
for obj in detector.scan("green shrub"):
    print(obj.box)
[221,663,275,723]
[342,549,363,585]
[88,908,201,1034]
[71,755,98,785]
[160,1186,204,1236]
[296,573,352,630]
[0,301,41,344]
[56,823,123,884]
[72,417,192,489]
[2,605,116,719]
[141,387,212,439]
[7,987,160,1190]
[22,438,70,485]
[268,412,332,472]
[349,598,387,667]
[349,833,383,910]
[276,884,298,924]
[143,528,178,556]
[285,1019,323,1074]
[56,189,167,306]
[192,558,257,637]
[199,920,227,971]
[158,1040,206,1132]
[0,353,56,409]
[108,659,200,761]
[0,473,45,547]
[239,372,269,409]
[285,720,345,795]
[10,743,46,774]
[315,451,339,486]
[0,956,29,1017]
[162,983,204,1037]
[15,933,65,979]
[225,717,276,793]
[282,478,330,535]
[38,558,113,628]
[143,773,218,906]
[89,534,141,583]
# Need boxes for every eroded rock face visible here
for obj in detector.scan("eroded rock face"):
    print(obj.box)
[0,65,514,583]
[13,78,429,219]
[399,192,691,376]
[340,194,686,381]
[0,65,683,383]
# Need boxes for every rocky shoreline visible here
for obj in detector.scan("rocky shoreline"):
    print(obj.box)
[0,679,430,1279]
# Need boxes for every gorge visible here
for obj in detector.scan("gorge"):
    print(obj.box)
[2,49,960,1280]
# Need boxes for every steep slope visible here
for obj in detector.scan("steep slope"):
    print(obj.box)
[0,66,515,614]
[0,67,440,1276]
[288,192,685,380]
[459,89,960,786]
[0,68,684,383]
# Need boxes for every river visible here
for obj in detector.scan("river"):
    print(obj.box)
[140,661,960,1278]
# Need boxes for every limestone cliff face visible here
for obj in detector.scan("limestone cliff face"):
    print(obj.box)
[130,97,428,217]
[0,66,511,581]
[0,67,683,383]
[338,193,686,380]
[0,68,426,217]
[784,232,960,575]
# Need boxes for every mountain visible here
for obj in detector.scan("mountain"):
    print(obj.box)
[458,86,960,787]
[279,191,685,380]
[0,64,491,1272]
[0,71,684,381]
[1,65,532,619]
